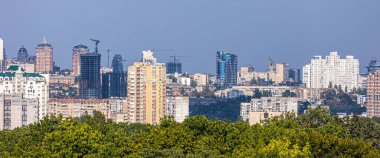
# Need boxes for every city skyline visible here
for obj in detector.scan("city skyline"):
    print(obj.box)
[1,0,380,73]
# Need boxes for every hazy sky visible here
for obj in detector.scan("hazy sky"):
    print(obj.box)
[1,0,380,73]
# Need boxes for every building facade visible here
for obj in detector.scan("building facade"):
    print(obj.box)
[127,50,166,125]
[35,37,53,73]
[79,53,101,98]
[166,57,182,74]
[0,94,39,130]
[367,70,380,117]
[110,54,126,97]
[302,52,359,91]
[240,97,299,125]
[216,51,237,88]
[72,45,89,76]
[166,96,189,122]
[0,38,5,71]
[17,46,29,63]
[0,68,49,120]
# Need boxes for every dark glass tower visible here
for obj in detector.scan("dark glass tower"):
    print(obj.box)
[216,51,237,88]
[17,46,29,62]
[110,54,126,97]
[79,53,101,98]
[166,60,182,74]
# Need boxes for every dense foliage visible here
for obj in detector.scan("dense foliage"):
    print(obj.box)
[321,89,366,115]
[1,108,380,157]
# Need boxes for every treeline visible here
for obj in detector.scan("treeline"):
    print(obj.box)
[1,107,380,157]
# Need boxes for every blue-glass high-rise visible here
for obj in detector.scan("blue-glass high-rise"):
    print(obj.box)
[102,54,126,98]
[79,53,101,98]
[216,51,237,88]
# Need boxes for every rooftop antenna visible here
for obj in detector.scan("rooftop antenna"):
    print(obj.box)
[90,39,100,54]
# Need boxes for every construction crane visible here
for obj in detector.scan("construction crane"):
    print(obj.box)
[90,39,100,54]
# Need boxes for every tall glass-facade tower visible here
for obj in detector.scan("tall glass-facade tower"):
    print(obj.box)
[216,51,237,89]
[79,53,101,98]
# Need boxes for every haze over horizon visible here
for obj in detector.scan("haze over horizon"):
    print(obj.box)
[1,0,380,73]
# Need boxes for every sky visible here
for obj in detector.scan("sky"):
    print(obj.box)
[1,0,380,73]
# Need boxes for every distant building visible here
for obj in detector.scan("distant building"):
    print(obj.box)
[35,37,53,73]
[7,63,35,73]
[48,98,111,119]
[127,50,166,124]
[110,54,126,97]
[302,52,359,91]
[79,53,101,99]
[71,45,89,76]
[367,60,380,74]
[193,73,209,86]
[166,96,189,122]
[0,38,6,71]
[240,97,298,125]
[166,56,182,74]
[367,70,380,117]
[274,63,289,84]
[0,94,39,130]
[17,46,29,63]
[27,56,36,64]
[357,95,366,105]
[0,67,49,120]
[216,51,237,88]
[288,68,301,83]
[238,66,254,85]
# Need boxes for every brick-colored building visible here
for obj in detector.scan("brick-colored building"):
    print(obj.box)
[71,45,89,76]
[367,70,380,117]
[35,37,53,73]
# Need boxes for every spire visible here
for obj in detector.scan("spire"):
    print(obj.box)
[42,36,47,44]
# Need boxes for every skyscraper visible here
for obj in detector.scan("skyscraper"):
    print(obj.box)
[288,68,301,83]
[110,54,126,97]
[72,44,89,76]
[35,37,53,73]
[17,46,29,63]
[166,56,182,74]
[302,52,359,91]
[274,63,289,84]
[127,50,166,125]
[79,53,101,99]
[216,51,237,88]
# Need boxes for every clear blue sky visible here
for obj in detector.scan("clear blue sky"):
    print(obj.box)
[1,0,379,73]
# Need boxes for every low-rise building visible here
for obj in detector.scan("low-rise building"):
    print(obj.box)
[166,96,189,122]
[240,97,299,125]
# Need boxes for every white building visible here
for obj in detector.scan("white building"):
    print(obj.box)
[0,67,49,120]
[166,96,189,122]
[240,97,299,124]
[302,52,359,91]
[193,73,209,86]
[0,38,5,71]
[357,95,366,105]
[0,94,39,130]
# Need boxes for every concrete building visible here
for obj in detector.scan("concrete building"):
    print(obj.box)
[127,50,166,125]
[35,37,53,73]
[303,52,359,91]
[193,73,209,86]
[7,63,35,73]
[367,70,380,117]
[48,98,111,119]
[274,63,289,84]
[216,51,237,88]
[0,94,39,130]
[50,75,76,85]
[166,56,182,74]
[240,97,299,125]
[357,95,366,105]
[238,66,254,85]
[71,45,89,76]
[166,96,189,122]
[0,38,5,71]
[0,67,49,120]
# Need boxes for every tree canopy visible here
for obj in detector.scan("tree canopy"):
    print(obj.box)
[1,109,380,157]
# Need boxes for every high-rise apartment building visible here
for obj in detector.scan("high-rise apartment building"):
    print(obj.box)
[35,37,53,73]
[274,63,289,84]
[0,94,39,130]
[166,96,189,122]
[79,53,101,98]
[17,46,29,63]
[366,60,380,118]
[302,52,359,91]
[127,50,166,125]
[0,38,6,71]
[193,73,209,86]
[72,45,89,76]
[0,67,49,120]
[216,51,237,88]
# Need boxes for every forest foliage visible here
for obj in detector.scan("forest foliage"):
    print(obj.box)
[1,107,380,157]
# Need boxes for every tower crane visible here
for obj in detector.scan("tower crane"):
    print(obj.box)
[90,39,100,54]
